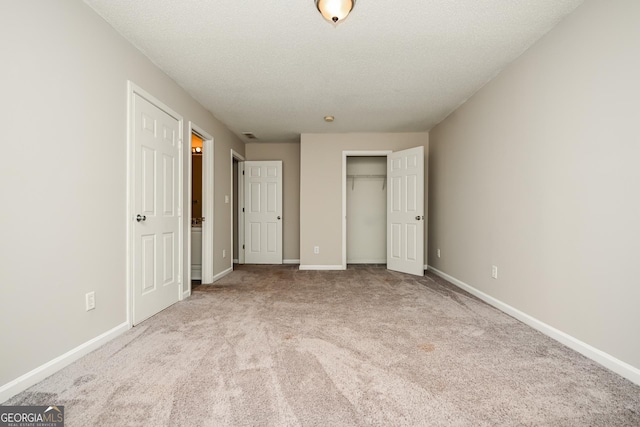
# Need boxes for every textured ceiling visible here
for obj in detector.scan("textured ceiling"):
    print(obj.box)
[84,0,584,142]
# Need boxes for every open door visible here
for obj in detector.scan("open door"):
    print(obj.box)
[387,146,424,276]
[244,161,283,264]
[201,137,214,283]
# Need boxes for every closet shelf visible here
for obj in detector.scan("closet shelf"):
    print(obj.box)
[347,174,387,190]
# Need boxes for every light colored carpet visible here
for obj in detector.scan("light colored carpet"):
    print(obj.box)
[4,265,640,426]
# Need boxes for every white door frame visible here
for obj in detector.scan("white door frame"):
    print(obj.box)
[341,150,392,270]
[126,81,184,326]
[187,123,214,290]
[231,150,245,267]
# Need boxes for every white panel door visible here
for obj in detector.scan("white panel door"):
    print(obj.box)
[133,93,181,325]
[244,161,283,264]
[387,146,424,276]
[201,138,213,284]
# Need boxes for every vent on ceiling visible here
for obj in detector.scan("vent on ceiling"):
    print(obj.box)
[242,132,257,140]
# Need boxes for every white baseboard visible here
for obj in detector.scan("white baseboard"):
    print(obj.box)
[0,321,130,403]
[347,259,386,264]
[428,266,640,387]
[212,266,233,282]
[191,265,202,281]
[299,265,345,271]
[233,259,239,264]
[283,259,300,265]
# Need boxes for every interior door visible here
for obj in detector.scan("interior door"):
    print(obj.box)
[133,93,181,325]
[201,138,213,283]
[244,161,283,264]
[387,146,424,276]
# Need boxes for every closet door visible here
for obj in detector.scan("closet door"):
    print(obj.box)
[387,147,424,276]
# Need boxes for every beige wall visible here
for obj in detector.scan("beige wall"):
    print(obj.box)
[300,133,429,267]
[429,0,640,370]
[0,0,244,389]
[245,142,301,261]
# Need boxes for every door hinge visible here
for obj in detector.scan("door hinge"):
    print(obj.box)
[242,244,245,249]
[242,207,245,212]
[242,170,245,175]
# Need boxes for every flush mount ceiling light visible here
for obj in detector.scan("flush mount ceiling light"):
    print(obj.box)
[324,115,335,122]
[315,0,355,24]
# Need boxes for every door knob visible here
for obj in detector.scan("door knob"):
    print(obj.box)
[136,214,146,222]
[415,216,421,220]
[277,216,281,220]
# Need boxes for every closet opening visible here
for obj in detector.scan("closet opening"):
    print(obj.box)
[342,147,425,275]
[345,155,388,267]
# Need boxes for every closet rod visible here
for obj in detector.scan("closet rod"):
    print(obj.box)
[346,174,386,178]
[347,174,387,190]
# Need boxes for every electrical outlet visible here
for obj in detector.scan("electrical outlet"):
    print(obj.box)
[313,246,320,254]
[223,249,227,258]
[86,292,95,311]
[491,265,498,279]
[437,249,441,258]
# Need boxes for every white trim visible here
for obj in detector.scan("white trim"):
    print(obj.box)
[0,322,129,403]
[283,259,300,265]
[212,266,233,282]
[299,265,346,271]
[428,266,640,387]
[127,81,184,325]
[347,259,386,264]
[342,151,392,270]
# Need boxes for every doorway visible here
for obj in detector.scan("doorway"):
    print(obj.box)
[188,124,214,291]
[341,148,425,276]
[231,150,245,267]
[191,133,203,285]
[342,151,391,270]
[346,156,387,264]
